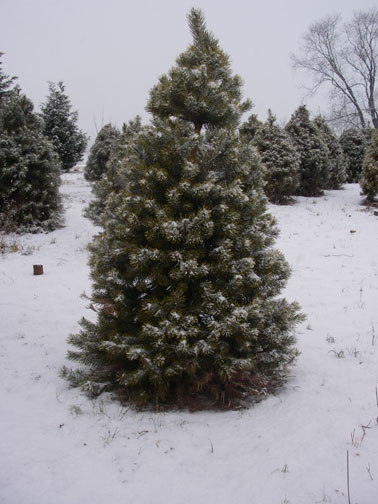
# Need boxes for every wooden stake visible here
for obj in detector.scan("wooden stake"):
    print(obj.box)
[33,265,43,275]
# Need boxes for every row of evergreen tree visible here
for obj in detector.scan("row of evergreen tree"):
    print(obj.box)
[85,105,375,214]
[0,55,87,232]
[1,49,376,236]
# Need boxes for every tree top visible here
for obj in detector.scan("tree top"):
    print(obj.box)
[188,8,216,50]
[146,8,251,132]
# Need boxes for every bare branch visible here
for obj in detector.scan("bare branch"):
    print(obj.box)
[293,8,378,129]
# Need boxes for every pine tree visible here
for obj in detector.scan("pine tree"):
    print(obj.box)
[84,123,120,182]
[239,113,262,142]
[285,106,330,196]
[360,128,378,202]
[0,52,17,99]
[254,110,300,203]
[313,116,346,190]
[84,116,143,224]
[63,9,304,408]
[0,58,62,232]
[362,127,374,145]
[339,128,367,182]
[40,81,88,171]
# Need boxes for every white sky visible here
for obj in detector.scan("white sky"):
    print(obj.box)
[1,0,376,144]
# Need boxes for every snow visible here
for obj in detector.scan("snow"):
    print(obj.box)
[1,169,378,504]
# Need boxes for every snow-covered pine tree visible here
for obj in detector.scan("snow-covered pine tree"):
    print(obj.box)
[40,81,88,171]
[362,127,374,145]
[0,60,62,232]
[313,116,346,190]
[84,116,143,224]
[339,128,367,183]
[285,105,330,196]
[63,9,304,408]
[239,113,262,141]
[360,128,378,202]
[0,53,17,99]
[254,110,300,203]
[84,123,120,182]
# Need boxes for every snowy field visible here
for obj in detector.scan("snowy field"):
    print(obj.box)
[1,168,378,504]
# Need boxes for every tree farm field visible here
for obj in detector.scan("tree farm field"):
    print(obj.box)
[1,168,377,504]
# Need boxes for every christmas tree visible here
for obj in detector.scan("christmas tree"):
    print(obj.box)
[40,81,88,171]
[84,116,143,224]
[285,106,330,196]
[63,9,304,408]
[339,128,367,183]
[239,113,262,142]
[0,52,17,99]
[254,110,300,203]
[360,128,378,203]
[0,57,62,233]
[313,116,346,190]
[84,123,120,182]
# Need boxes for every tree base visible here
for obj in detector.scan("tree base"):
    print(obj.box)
[115,370,288,411]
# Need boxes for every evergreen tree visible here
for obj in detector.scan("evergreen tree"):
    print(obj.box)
[362,127,374,144]
[62,9,304,408]
[254,110,300,203]
[84,116,143,224]
[40,81,88,171]
[0,59,62,232]
[0,52,17,99]
[285,105,330,196]
[84,123,120,182]
[360,128,378,202]
[314,116,346,189]
[239,113,262,142]
[339,128,367,182]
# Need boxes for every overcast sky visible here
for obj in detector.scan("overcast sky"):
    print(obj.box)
[1,0,376,144]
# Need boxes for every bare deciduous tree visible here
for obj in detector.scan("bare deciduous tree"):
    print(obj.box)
[292,8,378,130]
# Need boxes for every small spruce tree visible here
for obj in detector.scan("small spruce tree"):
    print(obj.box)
[0,52,17,99]
[40,81,88,171]
[63,9,304,408]
[0,60,62,232]
[84,116,143,224]
[254,110,300,203]
[339,128,367,183]
[314,116,346,190]
[360,129,378,203]
[285,105,330,196]
[239,113,262,142]
[84,123,120,182]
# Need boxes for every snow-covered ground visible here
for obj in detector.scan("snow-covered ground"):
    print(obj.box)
[1,169,377,504]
